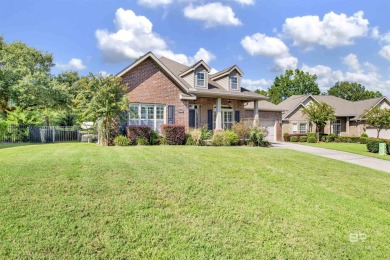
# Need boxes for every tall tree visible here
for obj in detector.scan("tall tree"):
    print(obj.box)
[73,74,128,146]
[0,37,70,124]
[302,102,336,140]
[327,81,382,101]
[268,69,320,104]
[364,107,390,138]
[255,89,268,96]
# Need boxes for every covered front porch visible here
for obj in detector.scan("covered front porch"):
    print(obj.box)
[182,93,264,130]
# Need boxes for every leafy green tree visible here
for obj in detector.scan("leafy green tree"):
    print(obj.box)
[0,37,71,124]
[73,74,128,146]
[268,69,320,104]
[255,89,268,96]
[303,102,336,140]
[327,81,382,101]
[55,71,80,99]
[364,107,390,138]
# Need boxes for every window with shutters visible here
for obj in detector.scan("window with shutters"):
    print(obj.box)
[129,104,165,131]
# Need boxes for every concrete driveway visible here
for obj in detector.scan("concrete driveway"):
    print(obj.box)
[272,142,390,173]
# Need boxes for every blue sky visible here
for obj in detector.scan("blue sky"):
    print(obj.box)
[1,0,390,96]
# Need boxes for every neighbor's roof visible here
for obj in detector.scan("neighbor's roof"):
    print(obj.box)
[245,100,286,112]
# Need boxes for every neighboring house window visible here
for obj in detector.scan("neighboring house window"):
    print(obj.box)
[129,104,165,131]
[299,123,307,134]
[196,72,206,87]
[230,76,238,90]
[333,119,341,135]
[292,123,298,134]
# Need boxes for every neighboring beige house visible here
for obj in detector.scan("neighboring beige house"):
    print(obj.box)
[277,95,390,139]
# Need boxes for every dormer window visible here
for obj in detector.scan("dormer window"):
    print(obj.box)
[196,72,206,88]
[230,76,238,90]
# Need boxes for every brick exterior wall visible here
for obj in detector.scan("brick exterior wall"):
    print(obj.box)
[121,57,189,129]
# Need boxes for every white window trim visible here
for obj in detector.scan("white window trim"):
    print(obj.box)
[129,103,166,131]
[230,76,239,91]
[213,106,234,129]
[292,123,298,134]
[196,72,206,88]
[332,119,341,135]
[299,123,307,134]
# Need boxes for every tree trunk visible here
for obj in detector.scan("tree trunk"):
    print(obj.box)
[377,128,380,139]
[45,115,50,127]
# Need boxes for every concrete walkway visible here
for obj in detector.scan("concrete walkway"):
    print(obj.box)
[272,142,390,173]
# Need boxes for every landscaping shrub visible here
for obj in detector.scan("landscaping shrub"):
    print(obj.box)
[299,136,308,142]
[159,137,168,145]
[307,136,317,143]
[285,133,306,142]
[249,127,270,147]
[150,130,160,145]
[185,136,197,145]
[361,133,368,138]
[114,135,130,146]
[161,124,186,145]
[283,132,290,141]
[188,126,212,146]
[136,138,149,145]
[366,139,389,153]
[212,131,225,146]
[223,131,239,146]
[126,126,152,145]
[359,137,368,144]
[307,132,316,139]
[327,133,336,142]
[290,136,298,142]
[232,121,250,143]
[321,136,326,142]
[337,136,359,143]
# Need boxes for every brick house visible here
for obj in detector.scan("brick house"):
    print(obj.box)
[277,95,390,138]
[117,52,283,141]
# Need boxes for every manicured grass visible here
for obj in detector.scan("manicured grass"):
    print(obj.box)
[0,143,389,258]
[302,142,390,161]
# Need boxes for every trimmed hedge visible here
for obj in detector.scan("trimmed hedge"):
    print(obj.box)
[366,139,390,154]
[307,136,317,143]
[161,124,186,145]
[299,136,308,142]
[290,136,299,142]
[126,126,152,145]
[284,134,306,142]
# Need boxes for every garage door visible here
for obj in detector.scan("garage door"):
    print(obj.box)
[366,128,390,139]
[259,120,276,141]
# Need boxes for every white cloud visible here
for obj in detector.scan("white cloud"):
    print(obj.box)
[241,33,289,57]
[95,8,215,65]
[379,45,390,61]
[194,48,216,64]
[241,33,298,71]
[233,0,255,5]
[242,79,272,91]
[302,54,389,96]
[273,56,298,71]
[210,68,218,74]
[183,3,242,27]
[343,53,361,73]
[98,71,110,77]
[56,58,86,71]
[137,0,173,8]
[283,11,369,49]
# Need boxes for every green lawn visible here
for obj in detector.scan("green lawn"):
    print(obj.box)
[0,143,389,258]
[302,142,390,161]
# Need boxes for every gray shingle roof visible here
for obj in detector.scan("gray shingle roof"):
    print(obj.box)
[159,56,265,100]
[245,100,286,111]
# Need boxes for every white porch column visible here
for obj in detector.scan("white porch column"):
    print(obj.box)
[253,100,259,126]
[346,117,350,135]
[215,98,222,130]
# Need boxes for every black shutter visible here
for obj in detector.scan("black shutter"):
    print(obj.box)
[207,109,213,130]
[189,110,196,128]
[235,111,240,123]
[168,105,175,124]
